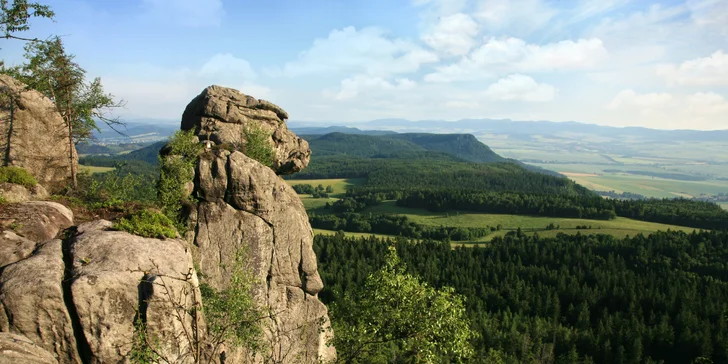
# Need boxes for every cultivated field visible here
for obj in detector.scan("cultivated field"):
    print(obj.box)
[285,178,364,198]
[79,165,115,174]
[362,201,697,241]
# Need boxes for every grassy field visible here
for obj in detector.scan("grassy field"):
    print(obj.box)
[721,203,728,211]
[313,228,395,239]
[79,165,115,174]
[363,201,697,241]
[285,178,365,198]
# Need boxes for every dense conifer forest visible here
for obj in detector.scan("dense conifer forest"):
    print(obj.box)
[315,230,728,363]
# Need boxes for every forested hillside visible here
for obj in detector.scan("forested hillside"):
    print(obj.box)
[315,230,728,363]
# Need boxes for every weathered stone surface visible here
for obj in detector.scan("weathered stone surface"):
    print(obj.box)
[0,201,73,242]
[0,332,58,364]
[191,150,333,362]
[0,75,76,191]
[181,85,310,175]
[69,229,201,363]
[0,239,79,363]
[0,230,36,268]
[0,182,49,203]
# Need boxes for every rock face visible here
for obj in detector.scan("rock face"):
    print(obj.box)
[0,332,58,364]
[0,201,74,243]
[0,231,36,268]
[0,221,205,363]
[189,149,334,362]
[0,75,76,191]
[0,182,49,204]
[181,85,311,175]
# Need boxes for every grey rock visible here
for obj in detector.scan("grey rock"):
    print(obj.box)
[181,85,311,175]
[0,201,73,242]
[0,75,76,192]
[190,149,333,362]
[0,239,79,363]
[0,230,36,268]
[0,332,58,364]
[69,229,202,363]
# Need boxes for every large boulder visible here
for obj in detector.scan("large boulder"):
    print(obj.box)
[0,221,206,364]
[190,150,334,362]
[0,239,79,363]
[181,85,310,175]
[0,182,49,204]
[68,223,202,363]
[0,201,73,243]
[0,75,76,191]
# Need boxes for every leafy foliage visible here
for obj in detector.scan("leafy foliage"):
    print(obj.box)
[0,0,54,42]
[331,246,476,363]
[0,165,36,187]
[199,249,264,352]
[242,123,275,167]
[113,209,177,239]
[157,130,202,229]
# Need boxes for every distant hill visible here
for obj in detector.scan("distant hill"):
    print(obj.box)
[303,132,505,163]
[390,133,504,163]
[291,126,395,136]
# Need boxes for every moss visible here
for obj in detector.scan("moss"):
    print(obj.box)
[113,209,177,239]
[0,166,37,187]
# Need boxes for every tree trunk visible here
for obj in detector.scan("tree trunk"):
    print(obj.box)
[68,119,76,188]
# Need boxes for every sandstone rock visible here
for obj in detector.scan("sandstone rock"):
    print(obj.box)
[0,332,58,364]
[0,231,36,268]
[0,183,30,203]
[0,182,49,203]
[181,85,310,175]
[0,239,79,363]
[0,75,76,192]
[0,201,73,242]
[191,150,332,362]
[69,229,201,363]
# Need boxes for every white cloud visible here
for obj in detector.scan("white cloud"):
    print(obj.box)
[326,75,417,100]
[275,26,439,78]
[421,13,479,56]
[656,50,728,86]
[140,0,224,27]
[687,92,728,115]
[484,74,557,102]
[102,54,268,119]
[199,53,257,80]
[425,37,608,83]
[608,89,674,110]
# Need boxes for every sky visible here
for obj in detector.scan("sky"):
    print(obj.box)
[2,0,728,130]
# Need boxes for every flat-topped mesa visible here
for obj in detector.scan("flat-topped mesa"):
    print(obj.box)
[181,85,310,175]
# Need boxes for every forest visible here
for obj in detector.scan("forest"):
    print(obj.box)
[315,230,728,363]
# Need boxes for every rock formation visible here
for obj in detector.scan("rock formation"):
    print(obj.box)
[181,85,311,175]
[0,86,334,363]
[179,86,334,362]
[0,75,76,191]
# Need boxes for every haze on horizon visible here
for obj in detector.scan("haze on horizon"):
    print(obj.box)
[3,0,728,131]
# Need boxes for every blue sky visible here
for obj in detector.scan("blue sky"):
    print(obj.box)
[3,0,728,130]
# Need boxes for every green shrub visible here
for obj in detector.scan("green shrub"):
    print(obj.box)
[157,130,202,230]
[113,209,178,239]
[242,124,275,168]
[0,166,37,187]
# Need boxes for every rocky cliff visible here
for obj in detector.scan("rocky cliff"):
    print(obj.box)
[0,75,76,191]
[0,86,334,363]
[181,86,334,362]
